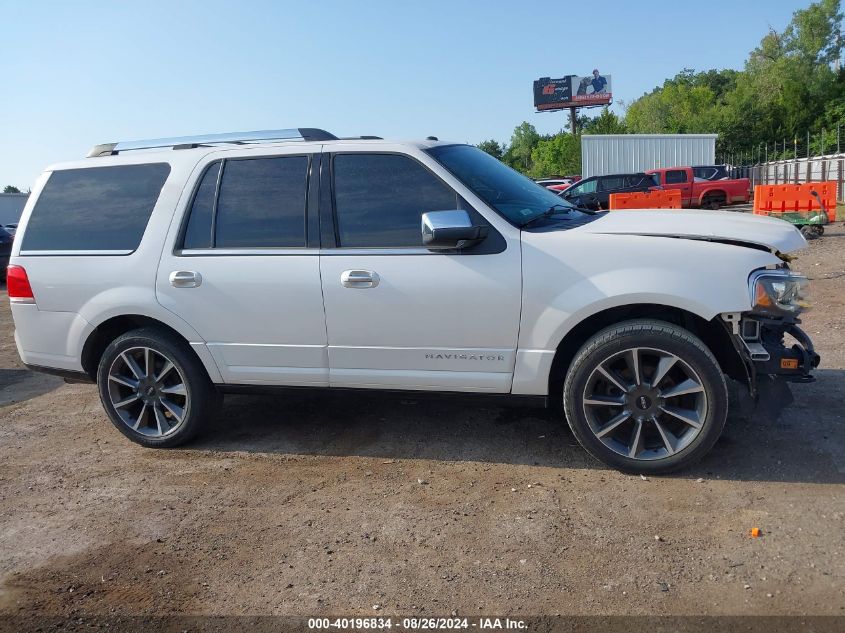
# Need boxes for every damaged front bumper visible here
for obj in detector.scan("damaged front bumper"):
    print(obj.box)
[749,321,820,382]
[722,312,820,398]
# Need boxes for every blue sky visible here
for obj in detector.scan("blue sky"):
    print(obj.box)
[1,0,807,189]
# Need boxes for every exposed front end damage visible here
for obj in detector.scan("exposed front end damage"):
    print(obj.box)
[720,267,820,414]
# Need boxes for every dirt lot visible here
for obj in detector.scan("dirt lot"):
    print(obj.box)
[1,224,844,628]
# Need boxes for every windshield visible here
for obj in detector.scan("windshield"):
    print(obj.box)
[426,144,585,225]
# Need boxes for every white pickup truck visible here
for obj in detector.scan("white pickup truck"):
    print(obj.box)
[7,128,819,473]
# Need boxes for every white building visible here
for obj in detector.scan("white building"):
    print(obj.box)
[0,193,29,225]
[581,134,717,177]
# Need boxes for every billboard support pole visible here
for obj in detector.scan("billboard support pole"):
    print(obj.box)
[569,106,578,135]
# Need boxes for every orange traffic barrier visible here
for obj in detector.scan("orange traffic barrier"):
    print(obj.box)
[608,189,682,210]
[753,182,837,222]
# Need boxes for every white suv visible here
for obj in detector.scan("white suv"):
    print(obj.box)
[7,128,819,473]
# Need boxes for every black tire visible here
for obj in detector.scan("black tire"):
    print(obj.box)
[702,195,724,210]
[800,225,818,240]
[562,319,728,474]
[96,327,218,448]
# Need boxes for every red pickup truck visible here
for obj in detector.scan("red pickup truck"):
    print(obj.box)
[646,167,750,209]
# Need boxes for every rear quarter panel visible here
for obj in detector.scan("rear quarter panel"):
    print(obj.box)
[9,154,221,379]
[693,178,751,205]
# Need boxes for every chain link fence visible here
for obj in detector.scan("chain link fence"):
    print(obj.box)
[725,154,845,202]
[718,124,845,166]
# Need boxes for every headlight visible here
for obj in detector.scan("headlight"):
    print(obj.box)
[751,272,810,316]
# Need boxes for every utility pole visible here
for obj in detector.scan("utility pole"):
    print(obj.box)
[806,130,810,158]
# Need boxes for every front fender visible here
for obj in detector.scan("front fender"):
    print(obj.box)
[518,231,780,353]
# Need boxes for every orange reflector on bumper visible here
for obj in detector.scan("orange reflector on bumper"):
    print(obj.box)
[781,358,799,370]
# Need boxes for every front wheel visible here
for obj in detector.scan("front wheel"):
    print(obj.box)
[97,327,218,448]
[562,320,728,474]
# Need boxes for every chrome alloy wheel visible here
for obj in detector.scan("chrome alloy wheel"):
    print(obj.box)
[107,346,189,437]
[581,347,708,461]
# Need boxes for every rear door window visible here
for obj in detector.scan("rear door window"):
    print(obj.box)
[598,176,625,191]
[625,174,652,188]
[572,178,597,194]
[180,156,309,249]
[182,162,221,249]
[21,163,170,252]
[214,156,308,248]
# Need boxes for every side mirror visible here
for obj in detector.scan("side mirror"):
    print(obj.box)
[421,210,487,251]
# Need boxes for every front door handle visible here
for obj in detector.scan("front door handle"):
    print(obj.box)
[341,270,379,288]
[169,270,202,288]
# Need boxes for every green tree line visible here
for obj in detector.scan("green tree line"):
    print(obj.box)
[479,0,844,176]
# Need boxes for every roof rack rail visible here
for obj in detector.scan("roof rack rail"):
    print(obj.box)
[86,128,338,158]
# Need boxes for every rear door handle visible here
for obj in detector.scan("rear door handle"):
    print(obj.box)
[169,270,202,288]
[341,270,379,288]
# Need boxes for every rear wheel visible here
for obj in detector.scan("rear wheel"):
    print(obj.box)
[702,194,725,210]
[96,327,218,448]
[562,320,727,474]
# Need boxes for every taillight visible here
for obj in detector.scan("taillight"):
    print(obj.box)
[7,265,35,303]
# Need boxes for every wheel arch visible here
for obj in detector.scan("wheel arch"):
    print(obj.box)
[699,188,727,205]
[81,314,222,383]
[547,303,745,406]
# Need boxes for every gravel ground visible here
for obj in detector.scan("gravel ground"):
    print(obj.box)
[0,223,843,627]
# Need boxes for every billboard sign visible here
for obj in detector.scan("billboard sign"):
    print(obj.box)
[533,77,572,111]
[571,71,612,106]
[533,71,612,110]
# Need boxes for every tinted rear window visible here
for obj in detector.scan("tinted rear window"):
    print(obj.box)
[599,176,625,191]
[214,156,308,248]
[182,162,221,249]
[626,174,655,187]
[22,163,170,252]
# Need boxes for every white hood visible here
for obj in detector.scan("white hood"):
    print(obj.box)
[578,209,807,253]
